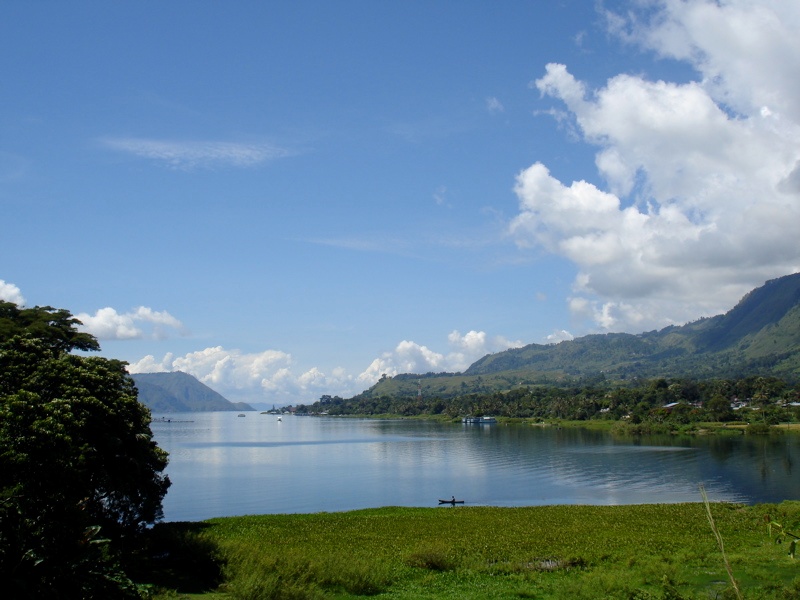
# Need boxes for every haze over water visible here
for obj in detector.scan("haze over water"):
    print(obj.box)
[151,413,800,522]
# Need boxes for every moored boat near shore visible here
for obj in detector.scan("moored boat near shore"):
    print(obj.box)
[462,416,496,424]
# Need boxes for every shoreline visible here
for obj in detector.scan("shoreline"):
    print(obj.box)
[289,413,800,435]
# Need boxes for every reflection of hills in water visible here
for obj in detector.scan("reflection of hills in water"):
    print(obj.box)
[452,425,800,505]
[151,415,800,521]
[702,434,797,500]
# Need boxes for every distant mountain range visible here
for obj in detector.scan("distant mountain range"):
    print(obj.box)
[131,371,254,412]
[361,272,800,399]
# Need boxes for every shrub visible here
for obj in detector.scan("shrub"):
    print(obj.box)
[406,544,457,571]
[746,422,772,435]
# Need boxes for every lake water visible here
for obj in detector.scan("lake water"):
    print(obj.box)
[150,413,800,522]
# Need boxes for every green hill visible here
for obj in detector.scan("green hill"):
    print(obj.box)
[360,272,800,399]
[132,371,254,412]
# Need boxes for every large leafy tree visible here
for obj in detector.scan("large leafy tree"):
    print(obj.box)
[0,301,170,598]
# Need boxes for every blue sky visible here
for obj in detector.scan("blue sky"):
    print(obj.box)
[2,1,799,405]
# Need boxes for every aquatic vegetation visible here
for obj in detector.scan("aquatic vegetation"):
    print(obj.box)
[144,502,800,599]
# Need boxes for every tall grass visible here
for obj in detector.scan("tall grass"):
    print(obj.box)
[700,484,742,599]
[147,502,800,599]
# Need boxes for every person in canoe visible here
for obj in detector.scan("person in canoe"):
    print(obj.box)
[438,496,464,504]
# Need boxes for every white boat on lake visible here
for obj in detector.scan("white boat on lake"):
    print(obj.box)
[462,416,496,424]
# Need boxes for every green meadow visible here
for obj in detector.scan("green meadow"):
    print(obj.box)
[144,501,800,600]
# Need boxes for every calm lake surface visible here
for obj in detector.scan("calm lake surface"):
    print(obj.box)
[150,413,800,522]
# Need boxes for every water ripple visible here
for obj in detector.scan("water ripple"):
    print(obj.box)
[151,414,800,521]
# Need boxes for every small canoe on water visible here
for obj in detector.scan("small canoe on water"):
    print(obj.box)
[438,499,464,504]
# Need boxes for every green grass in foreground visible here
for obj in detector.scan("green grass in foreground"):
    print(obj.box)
[143,502,800,600]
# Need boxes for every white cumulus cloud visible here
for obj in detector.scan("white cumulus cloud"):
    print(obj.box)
[0,280,25,306]
[129,330,524,404]
[512,0,800,333]
[128,346,358,404]
[76,306,186,340]
[546,330,574,344]
[357,330,523,384]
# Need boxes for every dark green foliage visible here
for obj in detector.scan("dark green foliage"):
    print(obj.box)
[746,422,773,435]
[136,523,224,594]
[306,375,800,429]
[707,394,735,421]
[0,301,100,354]
[0,303,170,598]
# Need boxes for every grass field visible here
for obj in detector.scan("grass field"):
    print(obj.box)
[142,501,800,599]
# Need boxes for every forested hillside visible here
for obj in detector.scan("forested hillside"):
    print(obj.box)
[358,273,800,401]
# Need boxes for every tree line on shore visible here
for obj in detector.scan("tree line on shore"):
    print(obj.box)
[298,375,800,426]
